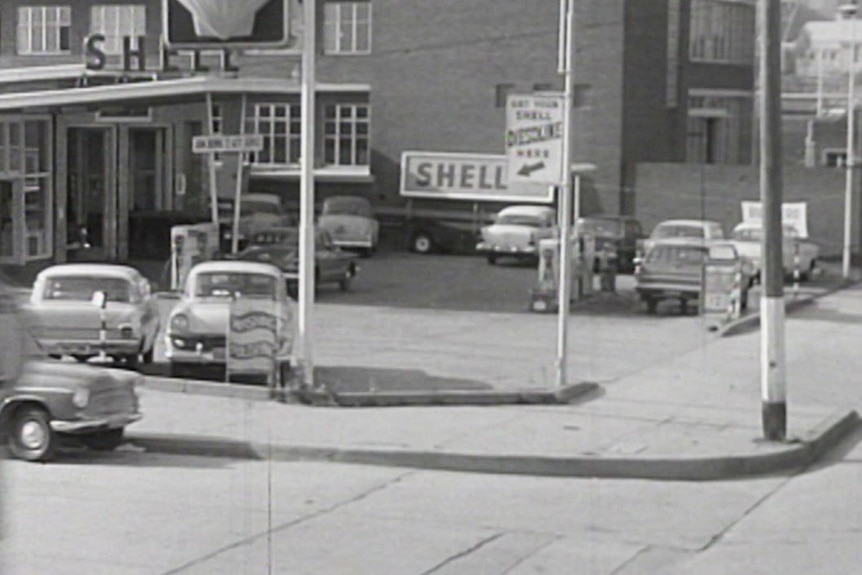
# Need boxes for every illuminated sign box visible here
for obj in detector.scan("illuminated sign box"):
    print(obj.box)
[163,0,291,50]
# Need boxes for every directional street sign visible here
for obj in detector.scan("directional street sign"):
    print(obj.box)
[505,94,565,186]
[192,134,264,154]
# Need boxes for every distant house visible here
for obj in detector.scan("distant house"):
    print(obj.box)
[793,19,862,80]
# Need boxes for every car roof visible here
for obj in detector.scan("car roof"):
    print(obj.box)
[654,219,720,227]
[189,260,283,276]
[498,205,555,216]
[649,237,711,248]
[36,263,142,280]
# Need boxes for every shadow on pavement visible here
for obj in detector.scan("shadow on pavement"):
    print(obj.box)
[315,366,493,393]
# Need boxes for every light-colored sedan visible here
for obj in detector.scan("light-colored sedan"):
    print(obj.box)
[476,205,557,264]
[25,264,160,369]
[164,260,296,382]
[318,195,379,257]
[728,222,819,281]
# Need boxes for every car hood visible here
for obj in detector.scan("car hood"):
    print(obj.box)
[15,359,139,392]
[170,299,231,334]
[319,214,375,231]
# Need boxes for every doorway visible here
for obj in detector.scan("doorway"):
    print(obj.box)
[67,127,115,260]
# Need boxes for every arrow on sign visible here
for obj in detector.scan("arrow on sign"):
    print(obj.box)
[517,162,545,177]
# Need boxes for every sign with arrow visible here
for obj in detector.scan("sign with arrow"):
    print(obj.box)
[505,93,565,186]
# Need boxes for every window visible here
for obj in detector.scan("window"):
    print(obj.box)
[324,2,372,55]
[90,5,146,55]
[324,104,370,166]
[17,6,71,54]
[689,0,755,64]
[247,104,302,166]
[495,83,515,108]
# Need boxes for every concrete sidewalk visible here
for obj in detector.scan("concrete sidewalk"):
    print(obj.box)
[125,282,862,481]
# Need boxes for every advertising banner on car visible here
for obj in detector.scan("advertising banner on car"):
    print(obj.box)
[400,151,554,203]
[227,298,277,381]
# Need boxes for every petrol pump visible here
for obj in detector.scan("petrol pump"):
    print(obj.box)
[169,223,220,290]
[529,232,594,313]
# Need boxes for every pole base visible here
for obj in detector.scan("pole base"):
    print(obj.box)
[761,401,787,441]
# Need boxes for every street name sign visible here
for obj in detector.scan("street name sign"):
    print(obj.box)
[505,94,565,186]
[193,134,264,154]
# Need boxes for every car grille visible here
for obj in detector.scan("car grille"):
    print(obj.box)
[171,334,226,351]
[85,387,137,418]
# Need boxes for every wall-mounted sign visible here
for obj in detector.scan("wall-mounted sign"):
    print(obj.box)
[505,93,565,186]
[163,0,292,50]
[400,151,554,203]
[193,134,264,154]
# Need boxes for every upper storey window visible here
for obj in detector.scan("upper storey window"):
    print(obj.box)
[17,6,71,55]
[90,5,147,55]
[324,2,372,55]
[689,0,755,64]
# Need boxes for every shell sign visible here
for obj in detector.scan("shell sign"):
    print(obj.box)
[163,0,291,49]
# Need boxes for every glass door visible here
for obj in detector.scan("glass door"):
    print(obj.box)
[67,127,116,260]
[0,180,16,261]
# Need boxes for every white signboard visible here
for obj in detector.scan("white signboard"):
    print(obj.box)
[741,201,809,238]
[505,94,565,186]
[400,151,554,203]
[193,134,264,154]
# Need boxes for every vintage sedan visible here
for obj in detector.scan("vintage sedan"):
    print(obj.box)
[165,260,297,381]
[575,215,645,273]
[728,222,819,282]
[0,283,143,462]
[476,205,557,264]
[635,238,752,315]
[638,218,726,261]
[25,264,160,369]
[231,226,359,295]
[318,195,379,257]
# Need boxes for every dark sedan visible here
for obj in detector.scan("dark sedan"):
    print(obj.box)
[228,227,359,296]
[575,215,645,273]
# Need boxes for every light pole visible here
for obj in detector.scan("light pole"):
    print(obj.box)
[841,2,858,280]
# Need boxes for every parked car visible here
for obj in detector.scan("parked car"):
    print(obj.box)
[24,264,160,369]
[638,219,726,260]
[0,281,143,462]
[728,222,819,282]
[318,195,379,257]
[164,260,296,380]
[229,226,360,295]
[218,193,293,249]
[575,215,645,273]
[634,238,752,315]
[476,205,557,264]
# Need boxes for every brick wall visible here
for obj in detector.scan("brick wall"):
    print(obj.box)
[634,161,859,256]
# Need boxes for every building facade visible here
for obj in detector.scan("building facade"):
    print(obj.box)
[0,0,755,266]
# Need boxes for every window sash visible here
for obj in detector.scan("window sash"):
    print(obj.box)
[324,2,372,55]
[17,6,71,54]
[324,104,370,166]
[689,0,754,64]
[247,104,302,166]
[90,5,147,55]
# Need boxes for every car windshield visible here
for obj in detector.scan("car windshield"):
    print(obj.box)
[42,276,131,302]
[194,272,277,299]
[646,246,706,265]
[652,224,704,239]
[323,197,372,217]
[576,219,622,236]
[497,214,545,227]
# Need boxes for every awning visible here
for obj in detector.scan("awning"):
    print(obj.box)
[0,76,370,112]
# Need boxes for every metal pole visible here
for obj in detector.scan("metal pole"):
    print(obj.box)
[843,5,858,280]
[230,93,248,255]
[299,0,317,387]
[759,0,787,441]
[556,0,574,387]
[205,93,219,229]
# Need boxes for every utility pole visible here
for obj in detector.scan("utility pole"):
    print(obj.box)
[841,2,858,280]
[759,0,786,441]
[298,0,317,387]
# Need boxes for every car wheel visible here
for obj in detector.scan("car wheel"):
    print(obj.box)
[123,352,140,371]
[412,233,434,254]
[645,297,658,315]
[487,254,497,265]
[81,428,124,451]
[9,406,56,462]
[72,354,92,363]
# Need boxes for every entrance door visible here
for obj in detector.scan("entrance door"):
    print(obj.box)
[0,181,15,261]
[67,127,116,260]
[129,128,166,212]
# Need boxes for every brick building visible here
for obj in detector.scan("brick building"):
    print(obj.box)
[0,0,756,266]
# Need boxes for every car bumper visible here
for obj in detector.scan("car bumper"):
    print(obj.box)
[332,239,374,249]
[476,242,538,255]
[51,412,143,433]
[635,284,701,299]
[164,334,226,364]
[38,339,140,356]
